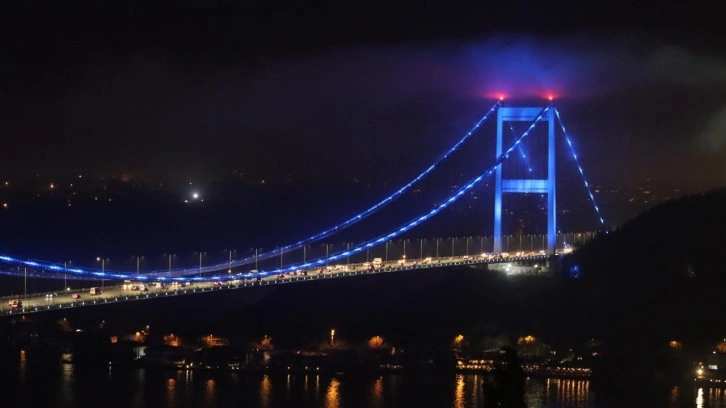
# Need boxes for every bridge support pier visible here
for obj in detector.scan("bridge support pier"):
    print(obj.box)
[494,106,556,254]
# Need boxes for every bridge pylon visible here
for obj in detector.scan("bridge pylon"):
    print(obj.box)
[494,106,556,254]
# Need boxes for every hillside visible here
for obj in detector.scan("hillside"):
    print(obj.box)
[566,188,726,382]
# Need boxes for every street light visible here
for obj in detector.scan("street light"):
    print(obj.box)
[197,251,205,278]
[228,249,233,273]
[167,254,175,275]
[63,260,71,291]
[96,257,107,292]
[135,256,143,279]
[330,329,335,347]
[454,334,464,350]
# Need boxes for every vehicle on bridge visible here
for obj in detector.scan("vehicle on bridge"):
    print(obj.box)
[8,299,21,308]
[89,287,102,295]
[373,258,383,268]
[72,293,80,299]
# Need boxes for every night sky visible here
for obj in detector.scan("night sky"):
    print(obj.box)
[1,1,725,190]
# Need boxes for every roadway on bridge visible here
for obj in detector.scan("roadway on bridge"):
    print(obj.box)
[1,253,549,315]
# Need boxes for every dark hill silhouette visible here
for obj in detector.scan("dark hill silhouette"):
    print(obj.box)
[569,188,726,383]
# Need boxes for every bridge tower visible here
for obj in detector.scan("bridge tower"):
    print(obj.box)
[494,106,556,253]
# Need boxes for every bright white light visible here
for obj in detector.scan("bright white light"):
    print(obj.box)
[192,192,199,200]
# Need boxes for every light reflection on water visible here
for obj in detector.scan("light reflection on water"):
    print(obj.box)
[698,387,726,408]
[325,377,341,408]
[454,374,465,408]
[132,367,145,407]
[260,374,272,408]
[16,356,726,408]
[59,361,74,407]
[204,378,216,407]
[18,349,26,382]
[533,377,590,408]
[166,378,176,408]
[371,376,383,408]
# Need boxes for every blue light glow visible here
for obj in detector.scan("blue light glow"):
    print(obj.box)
[569,264,580,279]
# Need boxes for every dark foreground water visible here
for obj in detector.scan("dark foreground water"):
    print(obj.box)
[3,354,726,408]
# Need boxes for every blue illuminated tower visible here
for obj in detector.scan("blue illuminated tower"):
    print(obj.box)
[494,106,556,253]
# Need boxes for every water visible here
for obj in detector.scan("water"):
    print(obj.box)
[6,353,726,408]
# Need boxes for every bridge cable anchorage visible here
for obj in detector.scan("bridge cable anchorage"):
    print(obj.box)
[553,106,607,230]
[239,104,553,279]
[0,102,503,281]
[0,104,551,283]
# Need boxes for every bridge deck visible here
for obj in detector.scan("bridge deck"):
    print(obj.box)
[1,254,551,316]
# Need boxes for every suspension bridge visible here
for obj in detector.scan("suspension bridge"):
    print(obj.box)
[0,100,606,315]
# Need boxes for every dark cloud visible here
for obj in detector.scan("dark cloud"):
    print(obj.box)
[1,30,725,190]
[697,107,726,153]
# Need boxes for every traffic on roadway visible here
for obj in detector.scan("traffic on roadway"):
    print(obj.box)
[1,251,551,315]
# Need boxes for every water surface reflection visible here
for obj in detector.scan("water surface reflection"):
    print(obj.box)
[13,357,726,408]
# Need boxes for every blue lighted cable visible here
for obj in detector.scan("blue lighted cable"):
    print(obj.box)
[153,100,503,277]
[553,107,606,227]
[240,104,553,278]
[0,101,501,278]
[510,124,533,173]
[0,101,501,280]
[0,104,547,283]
